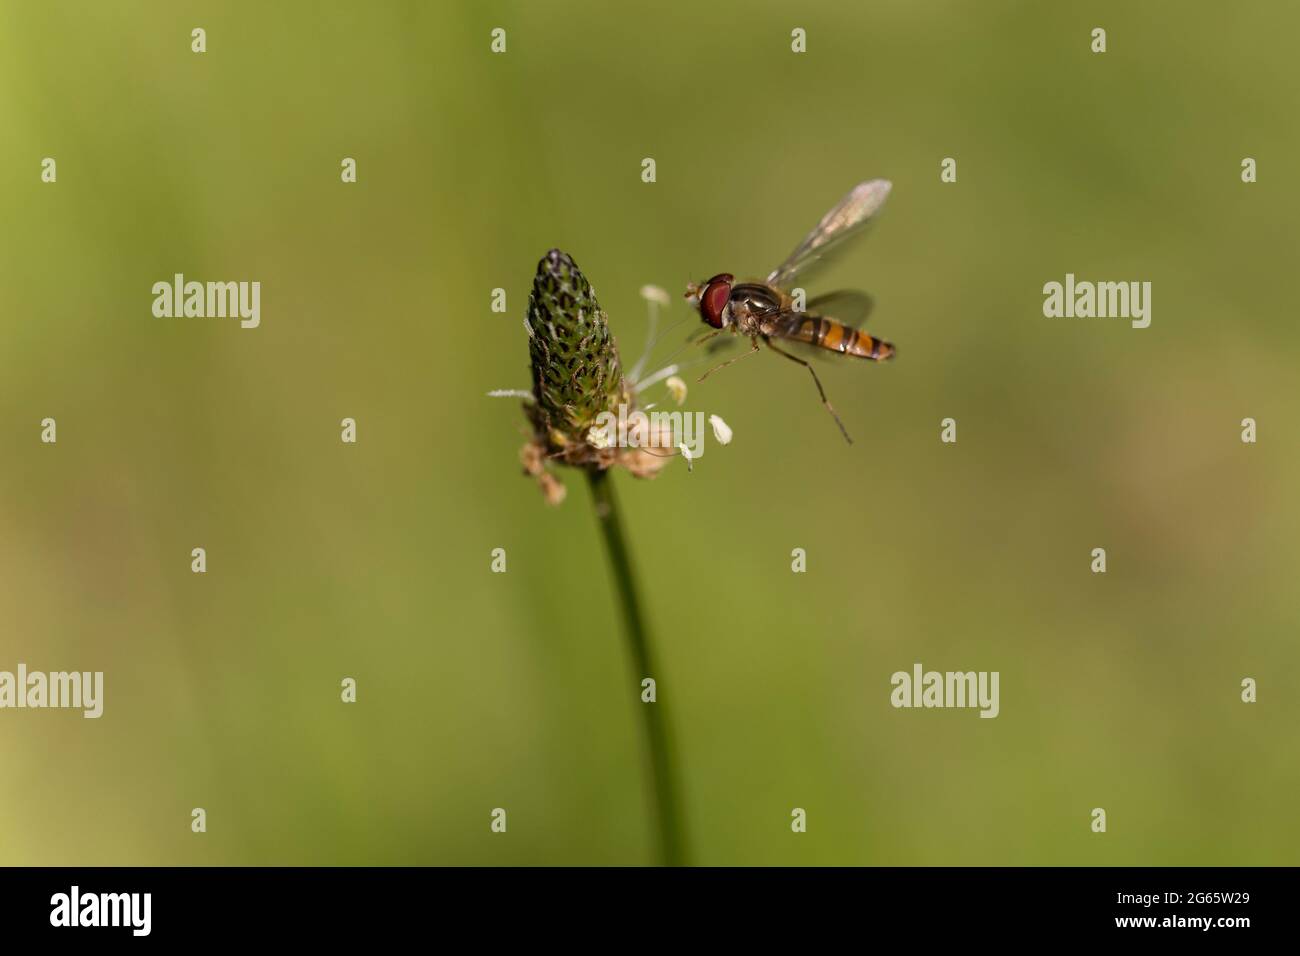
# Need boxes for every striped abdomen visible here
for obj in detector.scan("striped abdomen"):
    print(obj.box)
[783,314,895,361]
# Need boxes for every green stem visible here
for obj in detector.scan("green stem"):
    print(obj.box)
[587,468,688,866]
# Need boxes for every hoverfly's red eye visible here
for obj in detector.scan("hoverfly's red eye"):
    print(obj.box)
[700,274,733,329]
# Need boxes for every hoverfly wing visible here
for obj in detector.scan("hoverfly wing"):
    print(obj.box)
[769,307,895,362]
[805,290,875,325]
[766,179,892,289]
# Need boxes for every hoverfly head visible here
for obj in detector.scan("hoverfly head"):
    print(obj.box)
[693,273,733,329]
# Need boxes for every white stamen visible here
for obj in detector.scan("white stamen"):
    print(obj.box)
[630,289,668,382]
[640,285,671,307]
[635,363,679,392]
[666,376,687,405]
[708,414,733,445]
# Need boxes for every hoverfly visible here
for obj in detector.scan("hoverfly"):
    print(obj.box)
[685,179,895,443]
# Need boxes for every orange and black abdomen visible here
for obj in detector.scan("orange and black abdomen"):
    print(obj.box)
[785,315,895,361]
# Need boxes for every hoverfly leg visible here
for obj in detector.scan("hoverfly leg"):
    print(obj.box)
[698,338,761,383]
[764,338,854,445]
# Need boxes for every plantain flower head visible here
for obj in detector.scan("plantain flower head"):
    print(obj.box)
[520,250,670,501]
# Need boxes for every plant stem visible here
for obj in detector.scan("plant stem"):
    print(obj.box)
[586,468,688,866]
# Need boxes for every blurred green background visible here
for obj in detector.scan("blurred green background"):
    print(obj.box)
[1,0,1297,866]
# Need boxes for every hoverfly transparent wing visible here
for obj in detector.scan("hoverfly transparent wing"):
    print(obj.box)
[766,179,892,289]
[805,290,875,325]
